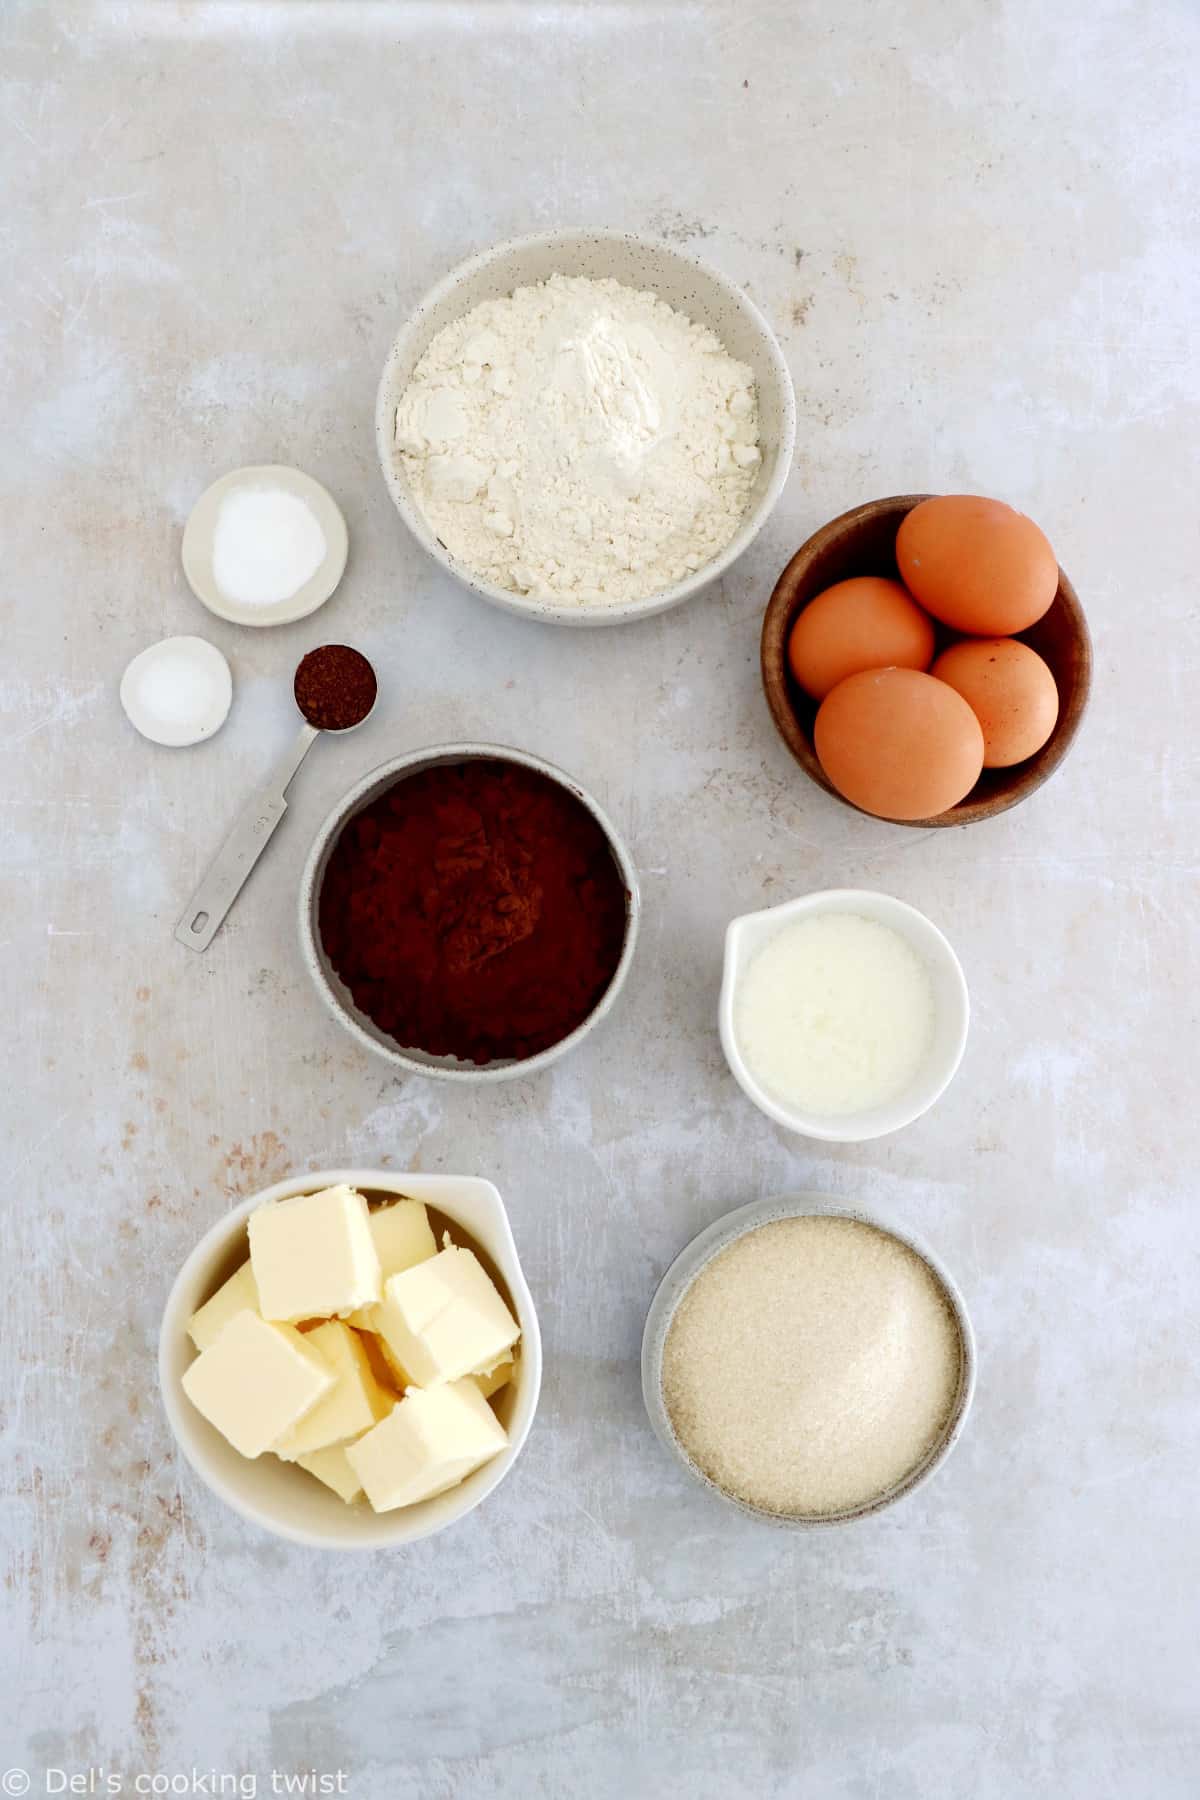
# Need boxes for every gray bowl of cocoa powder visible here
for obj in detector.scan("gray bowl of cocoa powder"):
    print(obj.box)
[298,741,640,1081]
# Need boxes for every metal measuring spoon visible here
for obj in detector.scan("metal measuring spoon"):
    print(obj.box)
[174,645,377,953]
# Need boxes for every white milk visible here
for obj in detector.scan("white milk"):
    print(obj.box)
[734,912,935,1117]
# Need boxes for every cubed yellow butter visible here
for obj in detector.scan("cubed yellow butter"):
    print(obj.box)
[181,1310,334,1459]
[370,1198,438,1272]
[272,1320,393,1460]
[187,1259,260,1352]
[372,1336,415,1390]
[355,1328,406,1395]
[346,1378,508,1512]
[248,1184,381,1323]
[346,1200,438,1330]
[473,1357,514,1400]
[294,1442,365,1504]
[373,1245,520,1388]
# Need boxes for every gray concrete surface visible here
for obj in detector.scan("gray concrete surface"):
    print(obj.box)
[3,2,1198,1795]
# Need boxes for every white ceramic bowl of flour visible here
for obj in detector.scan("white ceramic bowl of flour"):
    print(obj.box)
[720,888,970,1142]
[375,230,797,627]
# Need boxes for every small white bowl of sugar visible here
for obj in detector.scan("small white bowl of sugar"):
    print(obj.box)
[181,464,349,628]
[719,888,969,1142]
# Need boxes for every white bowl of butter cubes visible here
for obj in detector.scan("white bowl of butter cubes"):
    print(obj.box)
[159,1170,541,1548]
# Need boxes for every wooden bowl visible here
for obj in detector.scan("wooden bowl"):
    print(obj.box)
[760,494,1093,827]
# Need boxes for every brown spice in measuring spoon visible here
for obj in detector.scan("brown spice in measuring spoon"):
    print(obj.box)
[294,645,377,731]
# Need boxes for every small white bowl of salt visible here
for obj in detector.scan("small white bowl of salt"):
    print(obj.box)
[119,635,233,747]
[719,887,969,1142]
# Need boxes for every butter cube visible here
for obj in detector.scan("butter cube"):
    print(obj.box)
[473,1357,513,1401]
[346,1200,438,1330]
[181,1310,334,1459]
[294,1442,365,1504]
[187,1259,260,1351]
[356,1327,405,1396]
[370,1198,438,1272]
[373,1245,520,1388]
[372,1336,414,1390]
[248,1184,381,1323]
[346,1378,508,1512]
[272,1321,393,1460]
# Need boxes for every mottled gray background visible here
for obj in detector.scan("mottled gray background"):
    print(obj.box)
[2,2,1198,1796]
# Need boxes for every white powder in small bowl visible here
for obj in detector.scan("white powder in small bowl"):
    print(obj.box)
[119,635,232,749]
[661,1215,963,1518]
[211,484,328,608]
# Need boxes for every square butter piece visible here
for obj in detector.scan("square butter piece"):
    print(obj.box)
[473,1357,513,1401]
[181,1310,334,1459]
[248,1184,381,1323]
[373,1245,520,1388]
[294,1442,365,1505]
[346,1378,507,1512]
[347,1200,438,1330]
[187,1259,260,1352]
[355,1327,406,1397]
[272,1321,393,1460]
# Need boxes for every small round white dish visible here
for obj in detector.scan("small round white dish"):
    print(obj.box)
[375,229,797,628]
[641,1193,976,1528]
[182,464,349,628]
[159,1169,542,1550]
[119,635,232,747]
[719,888,969,1142]
[298,743,640,1082]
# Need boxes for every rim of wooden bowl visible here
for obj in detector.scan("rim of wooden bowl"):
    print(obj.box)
[760,494,1093,827]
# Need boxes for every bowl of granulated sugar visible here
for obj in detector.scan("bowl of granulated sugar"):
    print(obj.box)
[642,1195,975,1525]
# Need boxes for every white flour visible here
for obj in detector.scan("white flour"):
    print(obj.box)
[394,274,761,605]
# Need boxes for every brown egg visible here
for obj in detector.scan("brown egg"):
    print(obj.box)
[931,637,1059,767]
[787,576,936,701]
[814,668,985,820]
[896,495,1059,635]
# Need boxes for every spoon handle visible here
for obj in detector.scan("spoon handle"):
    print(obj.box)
[174,722,320,953]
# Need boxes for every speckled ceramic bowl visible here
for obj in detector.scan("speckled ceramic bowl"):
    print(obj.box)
[375,229,797,627]
[642,1194,976,1527]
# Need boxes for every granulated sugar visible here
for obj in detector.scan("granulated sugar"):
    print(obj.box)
[661,1215,961,1516]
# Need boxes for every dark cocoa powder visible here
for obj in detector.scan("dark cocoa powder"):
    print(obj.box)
[318,759,629,1064]
[294,645,377,731]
